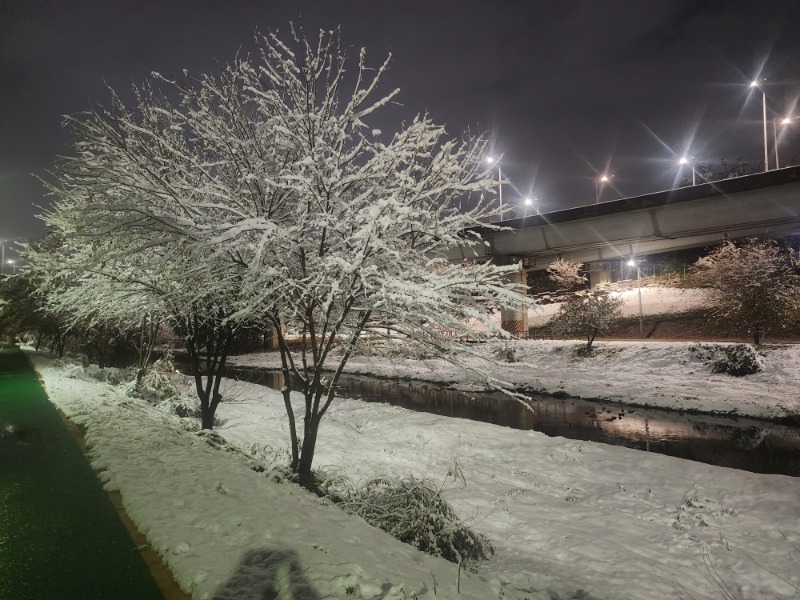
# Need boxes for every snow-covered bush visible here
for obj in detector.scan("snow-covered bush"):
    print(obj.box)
[156,395,223,427]
[350,337,439,360]
[131,355,177,402]
[546,258,587,291]
[549,291,623,349]
[321,474,493,564]
[692,239,800,344]
[494,345,517,363]
[690,343,764,377]
[55,356,133,385]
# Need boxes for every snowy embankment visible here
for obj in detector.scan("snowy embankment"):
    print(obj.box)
[527,286,708,327]
[31,345,800,600]
[231,285,800,422]
[32,353,533,600]
[230,339,800,422]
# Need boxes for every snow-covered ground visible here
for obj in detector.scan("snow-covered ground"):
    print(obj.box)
[24,288,800,600]
[230,339,800,422]
[527,286,707,327]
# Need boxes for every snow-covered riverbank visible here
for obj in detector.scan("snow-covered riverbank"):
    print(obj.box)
[30,346,800,600]
[229,339,800,422]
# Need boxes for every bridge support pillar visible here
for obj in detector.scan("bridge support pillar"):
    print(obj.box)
[501,269,529,337]
[589,267,612,288]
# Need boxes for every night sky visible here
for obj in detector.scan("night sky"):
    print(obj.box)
[2,1,800,257]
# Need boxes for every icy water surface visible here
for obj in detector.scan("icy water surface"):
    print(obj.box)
[222,365,800,477]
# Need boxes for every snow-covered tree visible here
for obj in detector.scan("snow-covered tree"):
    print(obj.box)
[549,291,622,349]
[546,259,620,349]
[31,26,533,484]
[546,258,587,291]
[223,28,533,483]
[692,239,800,344]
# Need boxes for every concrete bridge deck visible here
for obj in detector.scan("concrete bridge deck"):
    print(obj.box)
[455,165,800,280]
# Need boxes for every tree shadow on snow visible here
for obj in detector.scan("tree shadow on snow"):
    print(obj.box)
[213,548,319,600]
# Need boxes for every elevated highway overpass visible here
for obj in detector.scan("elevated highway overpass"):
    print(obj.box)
[455,165,800,287]
[453,165,800,334]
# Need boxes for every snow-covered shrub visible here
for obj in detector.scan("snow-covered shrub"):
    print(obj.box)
[350,337,439,360]
[132,357,177,402]
[690,343,763,377]
[494,345,517,363]
[692,239,800,344]
[321,474,493,564]
[55,357,133,385]
[156,395,223,427]
[549,291,623,349]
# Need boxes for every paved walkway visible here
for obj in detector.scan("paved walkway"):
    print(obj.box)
[0,345,164,599]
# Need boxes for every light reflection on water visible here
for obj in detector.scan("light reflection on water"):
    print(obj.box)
[222,366,800,477]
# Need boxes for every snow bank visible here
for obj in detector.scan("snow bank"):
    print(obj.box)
[31,346,800,600]
[231,339,800,422]
[31,353,542,600]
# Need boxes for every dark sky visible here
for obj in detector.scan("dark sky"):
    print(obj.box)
[2,0,800,256]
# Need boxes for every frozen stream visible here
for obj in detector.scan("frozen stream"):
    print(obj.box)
[222,365,800,477]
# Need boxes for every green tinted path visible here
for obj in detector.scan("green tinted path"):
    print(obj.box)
[0,345,163,599]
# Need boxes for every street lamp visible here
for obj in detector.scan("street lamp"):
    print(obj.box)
[595,173,612,204]
[750,80,769,171]
[6,259,15,275]
[486,156,503,219]
[678,156,696,186]
[0,241,4,275]
[773,116,797,170]
[627,258,644,338]
[523,197,539,216]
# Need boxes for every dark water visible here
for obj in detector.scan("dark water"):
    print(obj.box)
[221,365,800,477]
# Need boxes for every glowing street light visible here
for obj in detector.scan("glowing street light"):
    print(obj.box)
[523,197,539,216]
[773,116,798,170]
[750,80,769,171]
[595,173,612,204]
[678,156,696,186]
[6,259,16,275]
[627,258,644,338]
[486,156,503,219]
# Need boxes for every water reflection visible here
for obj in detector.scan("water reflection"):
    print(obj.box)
[222,366,800,477]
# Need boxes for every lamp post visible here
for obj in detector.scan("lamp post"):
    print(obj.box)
[523,197,539,217]
[627,258,644,338]
[486,156,503,220]
[678,156,696,186]
[595,173,612,204]
[6,259,15,275]
[750,80,769,171]
[773,116,797,170]
[0,242,4,276]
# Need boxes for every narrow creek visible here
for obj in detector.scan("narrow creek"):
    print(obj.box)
[221,365,800,477]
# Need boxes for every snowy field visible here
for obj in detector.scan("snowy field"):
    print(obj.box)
[30,326,800,599]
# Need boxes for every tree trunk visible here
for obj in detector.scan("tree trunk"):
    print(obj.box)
[587,327,598,349]
[200,404,215,429]
[296,411,321,488]
[753,323,761,345]
[282,384,299,471]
